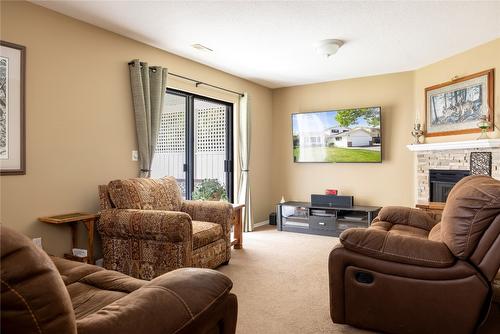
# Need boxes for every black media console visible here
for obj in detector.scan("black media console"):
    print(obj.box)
[276,201,381,237]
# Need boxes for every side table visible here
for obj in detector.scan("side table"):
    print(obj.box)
[416,201,445,222]
[38,212,99,264]
[231,204,244,249]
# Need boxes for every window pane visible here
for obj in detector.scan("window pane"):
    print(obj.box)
[193,98,228,199]
[151,93,187,198]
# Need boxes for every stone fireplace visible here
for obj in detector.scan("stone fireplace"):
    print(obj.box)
[407,139,500,203]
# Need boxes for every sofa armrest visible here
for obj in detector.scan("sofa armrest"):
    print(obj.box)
[340,228,455,268]
[98,209,192,242]
[372,206,438,231]
[181,200,233,233]
[76,268,237,334]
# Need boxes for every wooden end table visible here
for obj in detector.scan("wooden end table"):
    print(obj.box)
[416,201,445,222]
[38,212,99,264]
[231,204,244,249]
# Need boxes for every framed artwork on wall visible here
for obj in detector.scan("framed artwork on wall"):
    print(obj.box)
[424,68,494,137]
[0,41,26,175]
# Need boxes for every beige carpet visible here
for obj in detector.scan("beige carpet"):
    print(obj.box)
[218,225,374,334]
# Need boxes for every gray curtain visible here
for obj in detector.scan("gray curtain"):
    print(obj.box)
[128,59,167,177]
[238,93,253,232]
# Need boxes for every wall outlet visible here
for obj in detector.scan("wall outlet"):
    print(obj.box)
[32,237,43,249]
[131,150,139,161]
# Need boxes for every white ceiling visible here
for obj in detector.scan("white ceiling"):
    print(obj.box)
[32,1,500,89]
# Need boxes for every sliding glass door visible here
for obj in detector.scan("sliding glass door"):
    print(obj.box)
[151,89,233,201]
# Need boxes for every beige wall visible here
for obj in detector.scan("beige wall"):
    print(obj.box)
[414,38,500,142]
[0,1,273,256]
[271,72,415,207]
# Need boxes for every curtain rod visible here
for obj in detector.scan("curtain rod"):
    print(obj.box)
[128,61,244,97]
[170,73,245,98]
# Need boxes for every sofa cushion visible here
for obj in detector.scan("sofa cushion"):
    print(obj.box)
[441,175,500,259]
[371,221,429,239]
[428,223,442,242]
[192,220,224,250]
[340,227,455,268]
[51,256,147,320]
[108,176,182,211]
[372,206,437,231]
[75,268,235,334]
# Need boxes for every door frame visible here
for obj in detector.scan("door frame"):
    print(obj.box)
[166,88,234,202]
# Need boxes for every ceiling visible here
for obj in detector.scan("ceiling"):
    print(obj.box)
[32,1,500,89]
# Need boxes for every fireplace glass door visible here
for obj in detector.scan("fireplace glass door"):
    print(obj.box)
[429,169,470,202]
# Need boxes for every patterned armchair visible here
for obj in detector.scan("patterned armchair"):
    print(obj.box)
[97,176,233,280]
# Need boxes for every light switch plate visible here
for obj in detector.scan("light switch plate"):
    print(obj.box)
[132,150,139,161]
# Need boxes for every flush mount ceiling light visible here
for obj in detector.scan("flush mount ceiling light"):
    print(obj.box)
[191,43,213,52]
[315,39,344,58]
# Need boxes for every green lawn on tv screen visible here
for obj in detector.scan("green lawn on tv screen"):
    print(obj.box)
[293,147,381,163]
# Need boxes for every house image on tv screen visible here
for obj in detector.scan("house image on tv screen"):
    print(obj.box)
[328,127,380,148]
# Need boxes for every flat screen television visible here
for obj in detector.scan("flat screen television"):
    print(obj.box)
[292,107,382,163]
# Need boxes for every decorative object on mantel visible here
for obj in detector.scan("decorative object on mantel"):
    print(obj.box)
[425,68,494,137]
[470,152,492,176]
[477,114,492,139]
[406,138,500,152]
[411,123,424,144]
[0,41,26,175]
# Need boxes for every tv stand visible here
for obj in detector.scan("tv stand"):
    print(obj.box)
[276,201,381,237]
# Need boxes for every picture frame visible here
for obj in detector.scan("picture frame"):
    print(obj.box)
[0,41,26,175]
[425,69,494,137]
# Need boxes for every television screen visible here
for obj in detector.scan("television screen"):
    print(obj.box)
[292,107,382,163]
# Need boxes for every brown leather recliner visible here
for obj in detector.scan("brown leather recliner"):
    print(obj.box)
[1,226,238,334]
[329,175,500,334]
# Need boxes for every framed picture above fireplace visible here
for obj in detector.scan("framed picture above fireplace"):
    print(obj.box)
[425,68,494,137]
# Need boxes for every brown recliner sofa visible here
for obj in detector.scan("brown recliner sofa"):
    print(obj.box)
[98,176,233,280]
[1,226,238,334]
[329,175,500,334]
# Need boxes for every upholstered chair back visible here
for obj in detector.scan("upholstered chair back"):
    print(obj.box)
[440,175,500,280]
[101,176,183,211]
[98,184,114,210]
[1,226,77,333]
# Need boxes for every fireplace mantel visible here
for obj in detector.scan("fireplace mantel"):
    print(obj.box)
[406,139,500,152]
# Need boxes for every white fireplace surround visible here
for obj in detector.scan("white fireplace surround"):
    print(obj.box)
[407,139,500,202]
[407,139,500,152]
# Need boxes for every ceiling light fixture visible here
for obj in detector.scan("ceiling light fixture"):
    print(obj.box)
[192,43,213,52]
[315,39,344,58]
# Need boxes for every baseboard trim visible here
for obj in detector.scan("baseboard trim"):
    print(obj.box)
[253,220,269,229]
